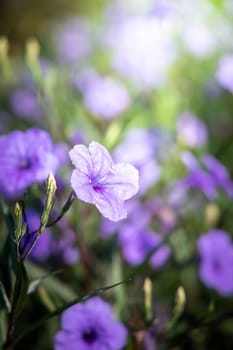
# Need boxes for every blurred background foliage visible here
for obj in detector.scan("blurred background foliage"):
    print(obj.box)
[1,0,233,349]
[0,0,106,48]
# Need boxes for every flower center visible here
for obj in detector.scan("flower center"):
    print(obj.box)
[93,184,104,193]
[213,259,221,273]
[19,158,32,170]
[82,328,97,344]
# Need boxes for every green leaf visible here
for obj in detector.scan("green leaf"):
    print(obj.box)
[13,278,132,346]
[11,260,28,323]
[0,308,7,347]
[25,261,76,301]
[0,282,11,313]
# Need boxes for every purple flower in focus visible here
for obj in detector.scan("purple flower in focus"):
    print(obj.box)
[216,54,233,94]
[76,72,130,119]
[54,296,127,350]
[0,128,58,200]
[69,141,139,221]
[202,154,233,197]
[198,229,233,296]
[9,88,43,121]
[176,111,208,148]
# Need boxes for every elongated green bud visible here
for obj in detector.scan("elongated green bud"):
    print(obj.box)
[0,36,12,80]
[26,37,42,83]
[39,172,57,234]
[144,277,153,323]
[174,286,186,316]
[0,36,9,61]
[26,38,40,63]
[14,202,23,240]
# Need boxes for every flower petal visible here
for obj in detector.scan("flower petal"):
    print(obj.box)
[70,169,94,203]
[69,144,92,175]
[107,163,139,200]
[93,191,127,221]
[89,141,113,179]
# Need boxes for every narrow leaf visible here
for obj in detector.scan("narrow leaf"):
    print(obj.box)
[13,278,132,345]
[11,261,28,323]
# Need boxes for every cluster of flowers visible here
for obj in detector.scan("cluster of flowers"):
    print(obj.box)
[1,0,233,349]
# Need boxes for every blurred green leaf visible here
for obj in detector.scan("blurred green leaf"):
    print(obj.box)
[211,0,224,9]
[25,262,75,301]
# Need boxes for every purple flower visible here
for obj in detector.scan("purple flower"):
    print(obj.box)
[107,16,176,89]
[54,18,91,64]
[69,141,139,221]
[9,88,42,121]
[56,218,80,265]
[176,112,208,148]
[20,212,79,265]
[114,129,161,194]
[54,296,127,350]
[0,128,58,200]
[145,197,177,233]
[182,23,216,58]
[216,54,233,94]
[198,229,233,296]
[100,199,150,238]
[119,222,170,267]
[19,210,53,262]
[178,152,217,200]
[179,169,217,200]
[202,154,233,197]
[81,73,130,119]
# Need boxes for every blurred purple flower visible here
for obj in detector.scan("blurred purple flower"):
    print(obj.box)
[9,88,43,121]
[145,197,177,233]
[69,141,139,221]
[20,212,79,265]
[114,129,161,194]
[216,54,233,94]
[20,210,53,262]
[56,218,80,265]
[80,74,130,119]
[176,112,208,148]
[119,222,170,267]
[55,18,91,64]
[100,199,150,238]
[198,229,233,296]
[179,168,217,200]
[54,296,127,350]
[114,129,155,164]
[178,152,217,199]
[202,154,233,197]
[54,142,70,167]
[0,128,58,200]
[182,23,216,58]
[107,16,176,89]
